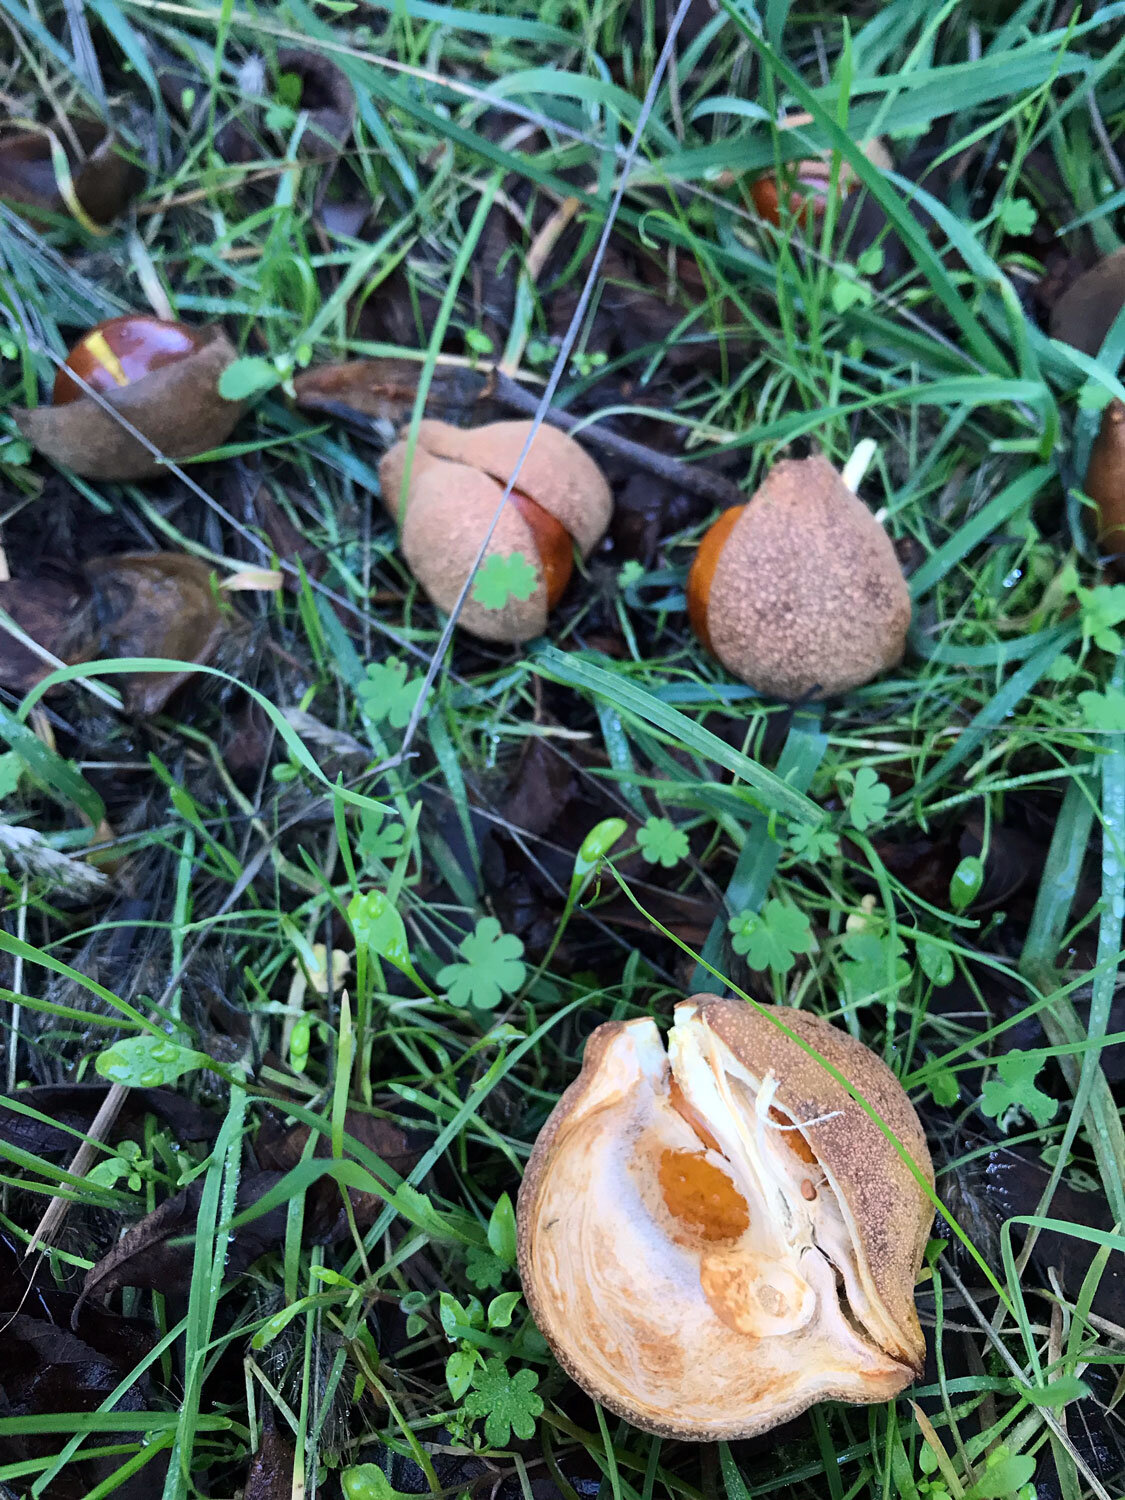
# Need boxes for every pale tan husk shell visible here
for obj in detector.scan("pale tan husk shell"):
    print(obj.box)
[703,456,910,699]
[378,419,611,643]
[517,999,934,1440]
[15,328,245,482]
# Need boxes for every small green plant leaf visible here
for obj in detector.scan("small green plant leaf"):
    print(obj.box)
[980,1052,1057,1129]
[1079,687,1125,731]
[486,1192,517,1266]
[486,1290,521,1329]
[787,822,839,862]
[465,1245,506,1291]
[472,552,538,611]
[462,1358,543,1447]
[927,1068,960,1108]
[437,917,526,1009]
[572,817,628,891]
[636,815,689,868]
[916,936,954,987]
[1016,1373,1089,1408]
[1076,583,1125,653]
[358,658,430,730]
[357,805,406,865]
[844,766,891,832]
[840,927,909,1006]
[949,855,984,912]
[728,899,813,974]
[218,356,281,402]
[997,196,1036,235]
[446,1348,477,1402]
[95,1034,208,1087]
[0,751,24,799]
[348,889,411,968]
[963,1449,1035,1499]
[341,1464,416,1500]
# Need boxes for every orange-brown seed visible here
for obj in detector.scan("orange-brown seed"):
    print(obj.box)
[512,489,574,609]
[658,1148,750,1241]
[54,316,204,406]
[687,505,745,654]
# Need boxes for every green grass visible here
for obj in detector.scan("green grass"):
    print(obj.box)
[1,1,1125,1497]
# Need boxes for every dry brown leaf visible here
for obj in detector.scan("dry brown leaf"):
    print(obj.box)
[0,122,144,226]
[1086,398,1125,576]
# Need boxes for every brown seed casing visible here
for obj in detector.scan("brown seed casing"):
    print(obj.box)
[1086,398,1125,578]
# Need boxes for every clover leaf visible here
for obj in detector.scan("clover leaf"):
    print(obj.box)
[358,658,429,730]
[980,1053,1057,1129]
[471,552,538,611]
[637,816,689,869]
[437,917,526,1009]
[465,1244,506,1291]
[357,805,406,865]
[840,927,909,1007]
[1079,688,1125,732]
[997,197,1037,236]
[728,899,813,974]
[462,1359,543,1447]
[844,766,891,831]
[1076,583,1125,654]
[787,822,839,862]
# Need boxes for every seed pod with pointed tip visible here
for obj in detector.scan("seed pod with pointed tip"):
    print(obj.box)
[686,456,910,699]
[750,113,893,228]
[15,316,245,482]
[517,998,934,1441]
[378,419,612,643]
[1086,398,1125,579]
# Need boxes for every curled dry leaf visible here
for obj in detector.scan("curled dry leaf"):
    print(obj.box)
[0,553,234,714]
[1085,398,1125,577]
[1049,249,1125,357]
[378,418,613,642]
[518,999,934,1440]
[15,319,245,481]
[0,121,144,226]
[750,113,892,228]
[276,48,355,150]
[687,456,910,699]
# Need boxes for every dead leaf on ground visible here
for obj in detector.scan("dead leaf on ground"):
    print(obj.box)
[257,1107,421,1233]
[79,1170,290,1312]
[276,49,355,152]
[244,1422,297,1500]
[0,121,144,226]
[293,358,488,429]
[0,552,237,713]
[14,327,245,482]
[1049,248,1125,357]
[0,1082,219,1155]
[1085,398,1125,576]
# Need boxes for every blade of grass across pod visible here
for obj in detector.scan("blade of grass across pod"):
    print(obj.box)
[692,707,827,993]
[530,647,823,826]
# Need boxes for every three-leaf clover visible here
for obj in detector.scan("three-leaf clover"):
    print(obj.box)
[787,822,840,862]
[358,658,430,729]
[728,899,814,974]
[357,805,406,865]
[844,766,891,831]
[997,197,1037,236]
[462,1359,543,1446]
[637,816,689,869]
[839,927,909,1007]
[471,552,538,611]
[1075,583,1125,653]
[980,1053,1057,1129]
[438,917,526,1009]
[1079,688,1125,731]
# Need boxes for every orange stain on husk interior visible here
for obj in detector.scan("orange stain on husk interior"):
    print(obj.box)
[658,1148,749,1241]
[512,489,574,610]
[687,505,745,654]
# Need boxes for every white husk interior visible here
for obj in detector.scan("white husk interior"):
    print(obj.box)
[527,1008,909,1434]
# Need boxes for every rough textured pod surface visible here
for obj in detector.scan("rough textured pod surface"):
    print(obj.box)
[15,327,244,481]
[517,999,934,1441]
[699,456,910,699]
[378,419,612,643]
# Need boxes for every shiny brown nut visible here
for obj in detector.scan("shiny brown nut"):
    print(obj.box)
[517,998,934,1441]
[378,419,612,643]
[14,319,245,482]
[751,113,893,228]
[686,456,910,699]
[52,316,205,406]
